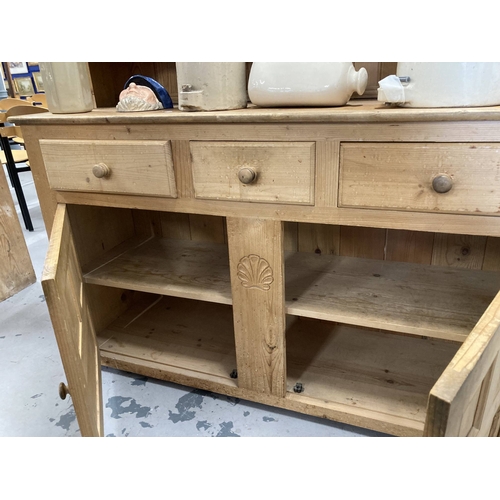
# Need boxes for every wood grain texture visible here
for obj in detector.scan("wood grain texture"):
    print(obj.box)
[98,295,237,386]
[284,222,298,252]
[286,316,458,433]
[285,251,500,342]
[96,296,458,437]
[0,166,35,301]
[188,214,225,243]
[54,189,500,237]
[160,212,191,240]
[79,234,500,342]
[340,143,500,215]
[339,226,386,259]
[40,139,177,197]
[191,141,315,205]
[20,127,58,236]
[424,292,500,436]
[314,140,338,207]
[41,205,103,436]
[227,217,286,396]
[298,223,340,255]
[431,233,487,269]
[171,140,193,200]
[12,101,500,125]
[17,120,500,144]
[67,204,136,269]
[386,229,434,265]
[22,103,500,437]
[66,204,138,335]
[482,237,500,271]
[84,238,231,305]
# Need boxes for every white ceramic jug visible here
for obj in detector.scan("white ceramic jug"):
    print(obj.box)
[248,62,368,107]
[377,62,500,107]
[176,62,248,111]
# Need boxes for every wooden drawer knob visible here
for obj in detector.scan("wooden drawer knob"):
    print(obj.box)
[59,382,70,400]
[238,167,257,184]
[92,163,111,179]
[432,174,453,193]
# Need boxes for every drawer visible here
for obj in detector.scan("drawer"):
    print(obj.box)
[190,141,315,205]
[339,143,500,215]
[39,140,177,198]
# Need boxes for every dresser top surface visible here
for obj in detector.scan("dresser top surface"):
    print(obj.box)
[11,100,500,125]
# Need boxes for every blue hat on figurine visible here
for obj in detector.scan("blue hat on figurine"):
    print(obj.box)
[124,75,173,108]
[116,75,173,112]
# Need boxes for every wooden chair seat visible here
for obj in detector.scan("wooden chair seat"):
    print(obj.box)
[0,149,29,164]
[0,97,33,111]
[28,94,48,107]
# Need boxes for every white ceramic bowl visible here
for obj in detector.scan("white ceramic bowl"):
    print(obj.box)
[248,62,368,107]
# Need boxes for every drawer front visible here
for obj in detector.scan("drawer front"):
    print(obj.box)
[191,141,315,205]
[339,143,500,215]
[40,140,177,198]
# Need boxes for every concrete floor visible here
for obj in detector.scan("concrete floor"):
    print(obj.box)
[0,165,386,437]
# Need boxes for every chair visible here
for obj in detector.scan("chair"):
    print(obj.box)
[0,97,33,111]
[28,94,48,107]
[0,105,49,231]
[0,97,34,145]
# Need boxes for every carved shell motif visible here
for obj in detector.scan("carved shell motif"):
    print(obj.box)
[237,255,274,291]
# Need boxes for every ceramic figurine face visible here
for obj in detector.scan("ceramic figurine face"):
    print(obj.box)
[116,82,163,112]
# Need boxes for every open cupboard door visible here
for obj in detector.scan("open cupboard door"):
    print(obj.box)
[42,204,103,437]
[424,292,500,437]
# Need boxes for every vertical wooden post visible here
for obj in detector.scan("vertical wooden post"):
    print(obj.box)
[227,217,286,397]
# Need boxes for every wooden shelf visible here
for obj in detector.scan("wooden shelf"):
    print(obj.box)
[85,237,232,305]
[285,252,500,342]
[84,237,500,342]
[96,295,459,436]
[97,294,237,388]
[285,316,459,434]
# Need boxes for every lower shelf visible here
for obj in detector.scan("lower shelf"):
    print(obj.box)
[96,294,460,436]
[285,316,458,434]
[97,295,238,389]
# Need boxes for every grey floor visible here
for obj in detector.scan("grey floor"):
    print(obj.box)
[0,165,386,437]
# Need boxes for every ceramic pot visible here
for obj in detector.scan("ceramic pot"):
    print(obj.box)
[248,62,368,107]
[176,62,248,111]
[377,62,500,108]
[39,62,94,113]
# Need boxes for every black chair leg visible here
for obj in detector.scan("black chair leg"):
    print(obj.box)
[1,135,34,232]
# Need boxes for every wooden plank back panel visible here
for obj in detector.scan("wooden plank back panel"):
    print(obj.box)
[483,237,500,271]
[385,229,434,265]
[431,234,487,269]
[88,62,178,108]
[298,223,340,255]
[188,214,226,243]
[339,226,386,260]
